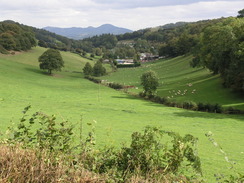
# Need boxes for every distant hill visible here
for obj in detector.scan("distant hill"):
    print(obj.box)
[43,24,133,40]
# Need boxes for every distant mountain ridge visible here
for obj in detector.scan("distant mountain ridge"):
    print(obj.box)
[43,24,133,40]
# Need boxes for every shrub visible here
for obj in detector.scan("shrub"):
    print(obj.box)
[139,91,146,98]
[116,127,202,179]
[225,107,242,114]
[84,76,102,84]
[83,62,93,76]
[140,70,159,96]
[108,82,124,90]
[2,107,203,182]
[152,95,163,104]
[0,45,9,54]
[117,63,141,68]
[183,101,198,110]
[213,103,223,113]
[7,105,74,153]
[197,102,206,112]
[147,94,156,100]
[93,61,106,77]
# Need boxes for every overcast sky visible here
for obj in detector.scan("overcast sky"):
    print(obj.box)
[0,0,243,30]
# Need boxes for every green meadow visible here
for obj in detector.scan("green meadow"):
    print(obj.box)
[0,47,244,181]
[101,56,244,110]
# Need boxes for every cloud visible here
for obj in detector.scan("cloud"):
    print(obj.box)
[90,0,241,9]
[0,0,243,30]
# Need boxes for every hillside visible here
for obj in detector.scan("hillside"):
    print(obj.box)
[0,47,244,182]
[44,24,133,40]
[101,56,244,110]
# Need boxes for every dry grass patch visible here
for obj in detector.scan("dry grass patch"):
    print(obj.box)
[0,144,105,183]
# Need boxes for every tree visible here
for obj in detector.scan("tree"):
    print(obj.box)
[83,62,93,76]
[140,70,159,96]
[0,32,16,50]
[191,17,244,92]
[93,61,106,77]
[237,9,244,18]
[38,49,64,75]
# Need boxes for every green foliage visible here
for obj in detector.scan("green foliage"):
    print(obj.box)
[1,47,244,182]
[117,127,202,178]
[33,26,72,51]
[38,40,48,48]
[237,9,244,18]
[0,43,10,54]
[5,107,203,182]
[192,17,244,92]
[93,61,106,77]
[140,70,159,95]
[7,105,74,153]
[84,75,102,83]
[38,48,64,75]
[0,21,36,52]
[108,82,124,90]
[79,125,202,182]
[83,62,93,76]
[182,101,198,110]
[82,34,118,50]
[117,62,141,68]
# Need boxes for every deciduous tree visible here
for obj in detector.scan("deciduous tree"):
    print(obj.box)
[93,61,106,77]
[140,70,159,95]
[38,49,64,75]
[83,62,93,76]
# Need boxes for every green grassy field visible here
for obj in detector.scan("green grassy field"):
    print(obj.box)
[0,47,243,181]
[101,56,244,110]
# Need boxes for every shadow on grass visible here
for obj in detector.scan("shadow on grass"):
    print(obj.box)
[69,74,83,79]
[25,67,46,75]
[162,68,206,80]
[132,96,244,121]
[172,110,244,121]
[111,95,140,100]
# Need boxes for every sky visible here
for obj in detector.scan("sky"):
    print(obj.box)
[0,0,243,30]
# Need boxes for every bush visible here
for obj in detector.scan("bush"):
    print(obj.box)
[147,94,156,100]
[197,103,223,113]
[116,127,202,179]
[225,107,242,114]
[3,107,203,182]
[83,62,93,76]
[93,61,106,77]
[139,91,146,98]
[140,70,159,96]
[117,63,141,68]
[108,82,124,90]
[0,45,9,54]
[84,76,102,84]
[183,101,198,110]
[213,103,223,113]
[197,102,205,112]
[152,95,163,104]
[7,105,74,153]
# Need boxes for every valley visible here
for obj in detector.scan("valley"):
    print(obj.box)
[0,47,243,181]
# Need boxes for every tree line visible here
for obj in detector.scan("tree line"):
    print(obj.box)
[1,10,243,93]
[0,20,36,53]
[191,17,244,92]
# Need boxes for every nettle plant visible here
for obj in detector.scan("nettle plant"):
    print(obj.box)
[5,106,203,182]
[7,105,74,153]
[116,126,202,179]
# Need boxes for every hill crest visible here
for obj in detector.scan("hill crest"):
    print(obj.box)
[43,24,133,40]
